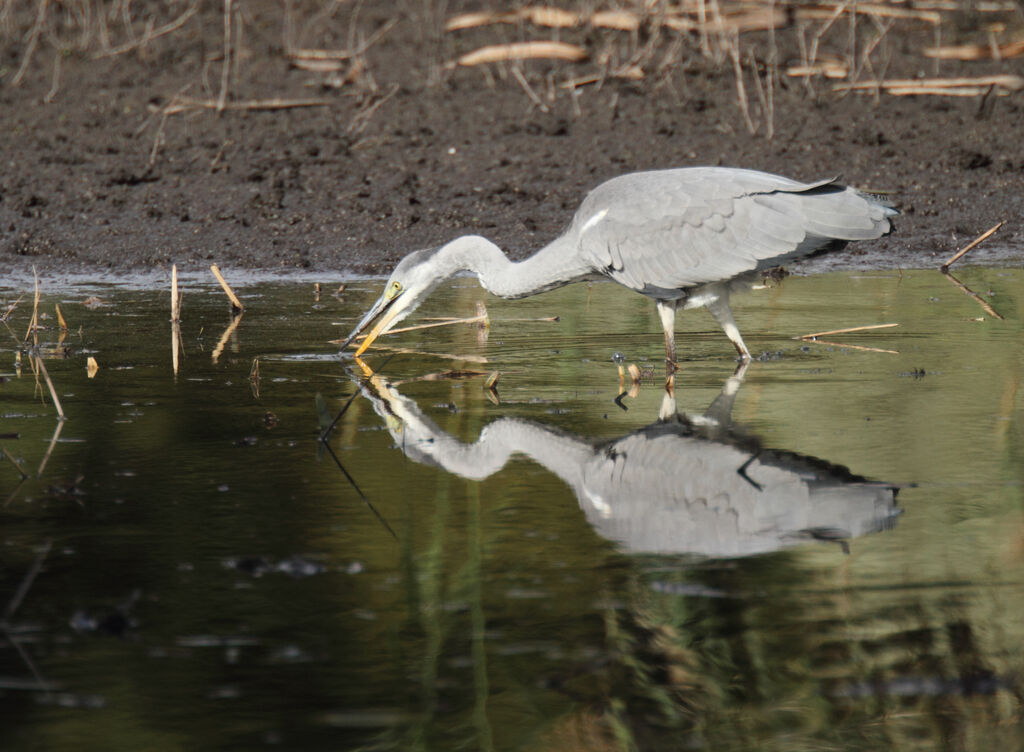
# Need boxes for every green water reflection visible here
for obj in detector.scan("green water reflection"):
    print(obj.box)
[1,268,1023,751]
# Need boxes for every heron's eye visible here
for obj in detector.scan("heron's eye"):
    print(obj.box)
[390,281,403,295]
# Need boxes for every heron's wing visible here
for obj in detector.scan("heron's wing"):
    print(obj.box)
[572,168,894,294]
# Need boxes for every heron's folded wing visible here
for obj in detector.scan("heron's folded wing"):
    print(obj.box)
[573,169,891,294]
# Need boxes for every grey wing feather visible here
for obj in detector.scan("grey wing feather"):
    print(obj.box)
[572,168,895,294]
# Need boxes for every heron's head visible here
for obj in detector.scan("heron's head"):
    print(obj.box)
[340,246,452,356]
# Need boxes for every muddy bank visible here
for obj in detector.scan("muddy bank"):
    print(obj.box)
[1,1,1022,279]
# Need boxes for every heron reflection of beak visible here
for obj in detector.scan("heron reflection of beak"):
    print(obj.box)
[340,288,404,357]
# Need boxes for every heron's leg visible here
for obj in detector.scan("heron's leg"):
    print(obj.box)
[656,299,679,373]
[705,294,751,362]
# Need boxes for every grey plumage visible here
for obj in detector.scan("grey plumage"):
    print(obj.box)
[341,167,896,362]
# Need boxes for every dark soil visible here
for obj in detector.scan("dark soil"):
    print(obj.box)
[2,1,1023,278]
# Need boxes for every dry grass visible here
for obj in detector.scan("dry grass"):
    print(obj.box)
[2,0,1021,139]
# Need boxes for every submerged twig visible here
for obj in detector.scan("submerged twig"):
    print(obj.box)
[940,221,1005,271]
[212,312,243,364]
[941,270,1004,320]
[3,540,52,622]
[33,357,65,420]
[2,447,28,481]
[36,419,64,477]
[802,339,899,354]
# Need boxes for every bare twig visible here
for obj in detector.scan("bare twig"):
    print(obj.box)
[11,0,48,87]
[217,0,234,113]
[798,322,899,338]
[940,221,1005,271]
[93,4,198,58]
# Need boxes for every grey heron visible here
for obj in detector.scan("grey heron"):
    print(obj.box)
[348,364,900,557]
[341,167,896,364]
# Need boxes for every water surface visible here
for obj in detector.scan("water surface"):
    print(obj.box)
[1,268,1022,750]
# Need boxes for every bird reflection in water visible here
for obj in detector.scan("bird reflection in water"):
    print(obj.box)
[347,361,900,558]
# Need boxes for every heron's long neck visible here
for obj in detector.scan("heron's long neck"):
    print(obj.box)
[443,235,593,299]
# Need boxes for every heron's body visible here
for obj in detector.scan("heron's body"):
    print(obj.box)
[342,167,896,363]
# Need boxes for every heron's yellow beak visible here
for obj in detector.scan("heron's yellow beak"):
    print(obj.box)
[340,287,405,357]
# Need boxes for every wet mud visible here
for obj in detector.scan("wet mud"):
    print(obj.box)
[1,1,1023,277]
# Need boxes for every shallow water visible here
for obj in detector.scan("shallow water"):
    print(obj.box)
[1,268,1023,751]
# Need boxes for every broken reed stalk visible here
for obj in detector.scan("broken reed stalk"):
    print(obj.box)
[171,264,181,322]
[55,304,67,331]
[940,221,1005,271]
[798,322,898,339]
[210,264,244,312]
[24,268,40,344]
[1,295,24,323]
[33,356,65,420]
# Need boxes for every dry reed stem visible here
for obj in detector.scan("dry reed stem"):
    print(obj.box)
[164,97,331,115]
[835,75,1024,94]
[33,356,64,420]
[786,60,848,78]
[798,322,898,338]
[93,4,198,58]
[455,41,587,67]
[798,3,941,24]
[941,221,1005,270]
[171,264,181,322]
[924,38,1024,60]
[1,295,23,323]
[941,270,1004,320]
[55,303,66,330]
[210,264,244,312]
[24,268,40,345]
[803,339,899,354]
[217,0,234,113]
[511,64,549,112]
[86,356,99,378]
